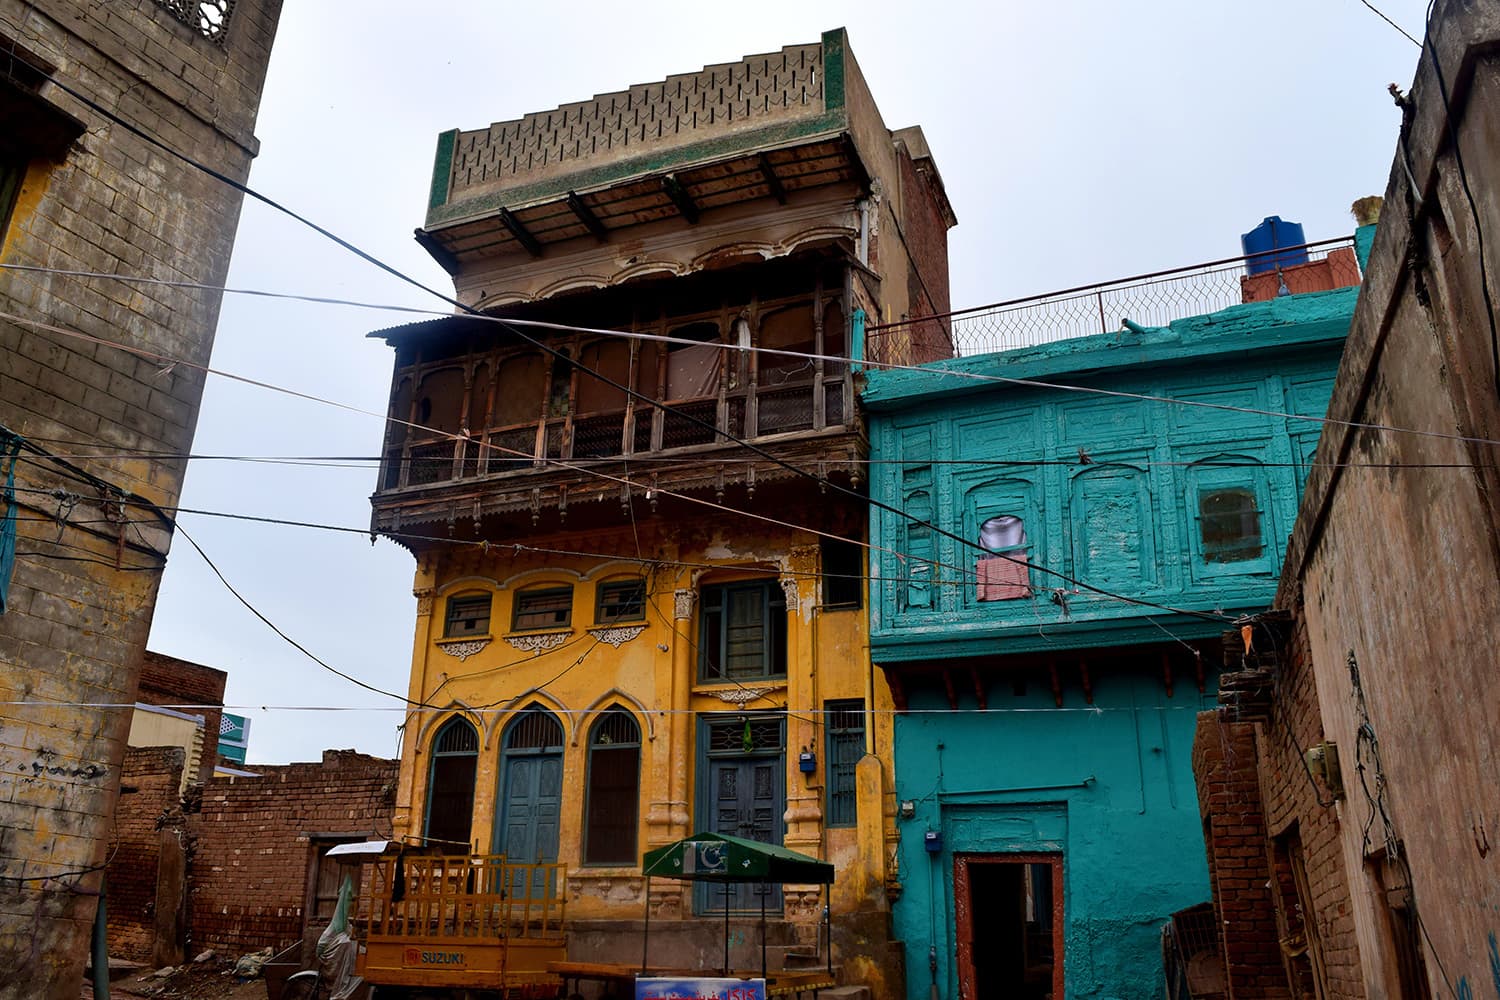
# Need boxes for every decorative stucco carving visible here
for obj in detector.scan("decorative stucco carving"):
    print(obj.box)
[673,589,696,621]
[588,625,646,648]
[707,686,777,705]
[570,873,646,904]
[436,639,490,662]
[780,578,800,612]
[414,589,434,616]
[505,631,571,654]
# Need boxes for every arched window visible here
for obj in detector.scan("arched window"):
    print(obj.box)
[584,710,641,865]
[424,717,478,852]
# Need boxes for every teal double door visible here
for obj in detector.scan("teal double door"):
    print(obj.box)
[696,715,785,914]
[495,711,563,896]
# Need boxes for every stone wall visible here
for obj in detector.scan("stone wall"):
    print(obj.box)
[0,4,280,993]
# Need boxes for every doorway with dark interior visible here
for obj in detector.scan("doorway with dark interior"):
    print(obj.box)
[954,853,1063,1000]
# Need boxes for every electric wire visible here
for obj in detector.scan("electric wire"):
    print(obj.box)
[4,481,1267,597]
[0,701,1210,716]
[15,262,1500,454]
[0,46,1278,717]
[1,305,1235,623]
[1358,0,1423,46]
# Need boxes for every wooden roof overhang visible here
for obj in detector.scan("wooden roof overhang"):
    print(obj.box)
[368,428,868,552]
[417,134,867,274]
[878,638,1223,712]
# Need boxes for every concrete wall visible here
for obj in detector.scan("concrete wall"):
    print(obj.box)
[1201,4,1500,998]
[0,3,279,995]
[137,651,227,784]
[891,667,1218,1000]
[126,707,204,795]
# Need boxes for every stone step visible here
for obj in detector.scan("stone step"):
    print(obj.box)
[817,986,871,1000]
[772,946,832,972]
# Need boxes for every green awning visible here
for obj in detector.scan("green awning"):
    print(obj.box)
[641,832,834,884]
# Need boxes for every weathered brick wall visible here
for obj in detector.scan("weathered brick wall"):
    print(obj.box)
[894,144,953,365]
[1252,594,1363,1000]
[137,651,227,784]
[187,751,397,957]
[0,3,281,995]
[1192,712,1290,1000]
[106,745,186,963]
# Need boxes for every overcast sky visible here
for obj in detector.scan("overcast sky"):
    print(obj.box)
[145,1,1428,765]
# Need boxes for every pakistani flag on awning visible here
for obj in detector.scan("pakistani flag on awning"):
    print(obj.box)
[641,832,834,884]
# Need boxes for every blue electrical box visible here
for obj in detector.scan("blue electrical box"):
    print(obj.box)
[924,830,943,853]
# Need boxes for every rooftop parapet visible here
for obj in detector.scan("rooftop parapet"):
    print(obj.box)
[419,30,878,269]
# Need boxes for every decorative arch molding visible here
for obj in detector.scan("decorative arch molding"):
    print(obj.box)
[1188,452,1266,468]
[689,559,783,589]
[499,566,586,590]
[582,561,651,583]
[492,689,576,744]
[437,575,502,597]
[691,242,776,272]
[780,226,857,256]
[534,273,614,300]
[611,260,686,286]
[572,691,656,746]
[413,702,490,754]
[471,290,533,311]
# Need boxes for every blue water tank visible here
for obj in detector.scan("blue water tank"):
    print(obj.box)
[1241,216,1308,275]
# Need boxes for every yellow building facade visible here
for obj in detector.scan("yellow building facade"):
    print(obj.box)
[390,517,895,924]
[370,30,954,998]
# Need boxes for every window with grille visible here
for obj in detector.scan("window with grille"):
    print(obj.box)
[584,711,641,864]
[824,700,864,827]
[512,586,573,631]
[596,579,647,624]
[505,707,564,751]
[820,538,863,609]
[1198,488,1263,563]
[152,1,235,43]
[425,718,478,852]
[706,716,785,755]
[444,593,492,638]
[698,581,787,682]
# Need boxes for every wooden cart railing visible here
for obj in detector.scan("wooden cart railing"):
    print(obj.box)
[353,853,567,991]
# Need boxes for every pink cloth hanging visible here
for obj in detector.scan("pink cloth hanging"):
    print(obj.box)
[976,554,1031,601]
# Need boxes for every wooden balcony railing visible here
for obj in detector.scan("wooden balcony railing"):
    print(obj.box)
[380,372,850,492]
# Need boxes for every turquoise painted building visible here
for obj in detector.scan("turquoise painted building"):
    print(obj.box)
[862,279,1358,999]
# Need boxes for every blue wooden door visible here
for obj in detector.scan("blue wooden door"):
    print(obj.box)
[498,750,562,897]
[701,755,782,913]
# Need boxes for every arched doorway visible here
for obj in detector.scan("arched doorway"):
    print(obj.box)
[495,707,564,893]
